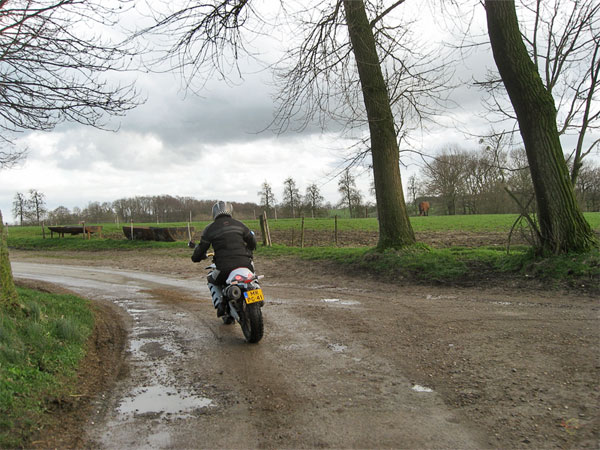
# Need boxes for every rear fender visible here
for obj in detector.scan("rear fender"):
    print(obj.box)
[226,267,255,284]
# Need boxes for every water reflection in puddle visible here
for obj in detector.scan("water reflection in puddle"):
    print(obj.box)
[328,343,347,353]
[412,385,434,393]
[322,298,361,306]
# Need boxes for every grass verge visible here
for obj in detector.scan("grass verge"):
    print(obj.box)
[0,287,94,448]
[256,244,600,290]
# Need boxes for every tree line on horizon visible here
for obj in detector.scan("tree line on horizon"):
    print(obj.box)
[11,148,599,226]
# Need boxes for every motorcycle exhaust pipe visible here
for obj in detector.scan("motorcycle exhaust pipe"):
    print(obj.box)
[224,285,242,300]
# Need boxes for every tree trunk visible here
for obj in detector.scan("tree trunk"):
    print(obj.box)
[342,0,415,249]
[0,210,19,305]
[485,0,597,254]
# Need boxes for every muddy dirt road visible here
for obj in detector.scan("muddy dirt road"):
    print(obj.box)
[11,251,600,449]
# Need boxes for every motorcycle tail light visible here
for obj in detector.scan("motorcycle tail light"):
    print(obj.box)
[235,274,254,283]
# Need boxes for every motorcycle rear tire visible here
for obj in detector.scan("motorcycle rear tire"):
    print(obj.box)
[240,302,263,343]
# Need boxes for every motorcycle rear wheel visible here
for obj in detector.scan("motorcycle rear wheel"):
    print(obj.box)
[240,302,263,343]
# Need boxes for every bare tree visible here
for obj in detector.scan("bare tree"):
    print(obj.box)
[304,183,324,218]
[136,0,455,248]
[485,0,597,253]
[461,144,508,214]
[477,0,599,185]
[574,163,600,211]
[81,201,114,223]
[0,0,141,162]
[338,168,362,218]
[282,177,301,218]
[12,192,27,226]
[0,148,27,170]
[27,189,46,225]
[47,206,74,225]
[406,174,419,215]
[421,147,468,215]
[258,181,276,218]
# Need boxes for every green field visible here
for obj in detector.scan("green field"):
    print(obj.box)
[8,212,600,242]
[6,214,599,286]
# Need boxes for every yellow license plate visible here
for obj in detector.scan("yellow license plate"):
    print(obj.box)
[244,289,264,304]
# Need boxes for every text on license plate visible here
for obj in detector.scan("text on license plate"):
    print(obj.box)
[244,289,264,304]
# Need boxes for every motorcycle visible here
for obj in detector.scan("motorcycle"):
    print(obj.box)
[190,245,265,343]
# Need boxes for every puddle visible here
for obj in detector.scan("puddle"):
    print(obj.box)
[412,385,434,393]
[425,294,458,301]
[328,343,347,353]
[322,298,361,306]
[118,384,213,419]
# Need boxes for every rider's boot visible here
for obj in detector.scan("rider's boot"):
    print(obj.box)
[208,283,226,317]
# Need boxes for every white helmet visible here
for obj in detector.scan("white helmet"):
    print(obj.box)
[212,201,233,219]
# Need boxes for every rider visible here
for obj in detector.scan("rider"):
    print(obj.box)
[191,201,257,317]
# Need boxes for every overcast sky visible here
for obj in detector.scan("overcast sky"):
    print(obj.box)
[1,1,597,224]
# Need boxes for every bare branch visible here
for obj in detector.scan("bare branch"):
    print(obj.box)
[0,0,142,154]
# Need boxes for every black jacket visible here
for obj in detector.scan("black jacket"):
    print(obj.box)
[191,215,256,272]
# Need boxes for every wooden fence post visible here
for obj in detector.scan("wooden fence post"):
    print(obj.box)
[300,215,305,248]
[259,214,266,246]
[266,214,272,246]
[334,215,338,246]
[260,212,272,246]
[41,221,46,239]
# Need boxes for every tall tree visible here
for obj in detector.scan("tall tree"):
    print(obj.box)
[477,0,599,186]
[282,177,301,218]
[406,175,419,215]
[421,147,468,216]
[338,168,362,218]
[574,163,600,211]
[258,181,276,218]
[484,0,597,253]
[47,206,74,225]
[28,189,46,225]
[12,192,27,226]
[341,0,414,245]
[305,183,324,218]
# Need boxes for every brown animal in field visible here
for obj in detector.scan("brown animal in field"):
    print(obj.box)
[418,201,430,216]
